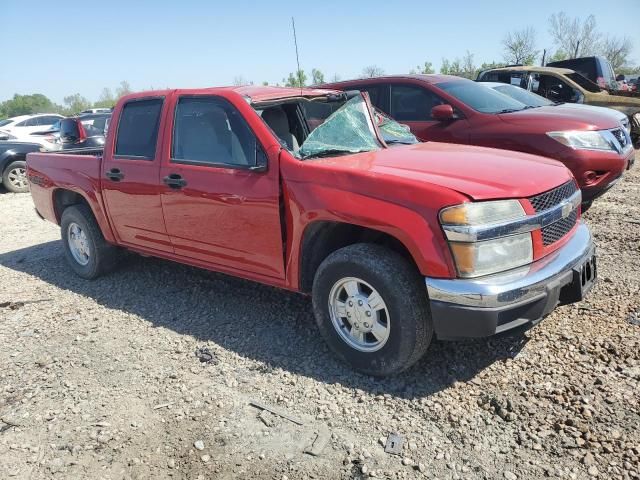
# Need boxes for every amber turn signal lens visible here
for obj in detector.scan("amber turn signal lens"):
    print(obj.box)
[439,205,468,225]
[449,243,475,275]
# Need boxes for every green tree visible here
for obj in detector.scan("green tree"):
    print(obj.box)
[0,93,60,118]
[311,68,325,85]
[440,53,477,79]
[283,70,307,87]
[547,49,569,63]
[93,88,116,109]
[617,65,640,76]
[479,61,507,71]
[63,93,92,115]
[410,61,435,74]
[115,81,132,99]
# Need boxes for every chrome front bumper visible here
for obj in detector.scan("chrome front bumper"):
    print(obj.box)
[425,222,595,339]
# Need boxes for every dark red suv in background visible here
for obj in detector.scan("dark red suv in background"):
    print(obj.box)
[323,75,635,207]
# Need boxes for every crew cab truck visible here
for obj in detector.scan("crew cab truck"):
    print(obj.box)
[27,86,596,376]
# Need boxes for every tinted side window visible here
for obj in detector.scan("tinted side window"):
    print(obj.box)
[172,96,257,167]
[40,116,61,126]
[390,85,444,121]
[115,98,163,159]
[347,85,388,113]
[22,118,39,127]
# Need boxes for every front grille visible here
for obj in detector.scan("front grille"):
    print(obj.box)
[541,210,578,246]
[529,180,577,212]
[611,128,629,149]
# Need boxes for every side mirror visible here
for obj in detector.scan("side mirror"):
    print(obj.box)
[431,104,455,121]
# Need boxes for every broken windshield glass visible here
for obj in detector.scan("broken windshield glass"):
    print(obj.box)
[375,111,418,145]
[298,95,382,159]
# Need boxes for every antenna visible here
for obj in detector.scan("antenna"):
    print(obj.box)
[291,17,302,95]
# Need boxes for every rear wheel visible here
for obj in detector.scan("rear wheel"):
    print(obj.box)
[312,243,433,376]
[2,160,28,193]
[60,204,120,279]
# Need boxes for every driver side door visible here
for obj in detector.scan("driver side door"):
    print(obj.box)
[387,83,469,143]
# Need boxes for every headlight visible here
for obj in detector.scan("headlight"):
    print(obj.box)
[547,130,615,151]
[449,234,533,278]
[440,200,533,278]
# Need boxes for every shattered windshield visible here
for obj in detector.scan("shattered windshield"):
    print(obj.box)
[298,95,382,159]
[375,110,418,145]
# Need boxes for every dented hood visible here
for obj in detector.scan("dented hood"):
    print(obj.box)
[314,142,573,201]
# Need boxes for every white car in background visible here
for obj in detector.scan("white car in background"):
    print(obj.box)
[479,82,631,133]
[0,113,65,138]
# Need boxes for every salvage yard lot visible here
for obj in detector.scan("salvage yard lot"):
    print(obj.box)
[0,154,639,480]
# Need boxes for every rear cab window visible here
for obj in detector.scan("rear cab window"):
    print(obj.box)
[115,98,164,159]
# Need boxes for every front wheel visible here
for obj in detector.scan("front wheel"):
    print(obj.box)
[2,160,29,193]
[312,244,433,376]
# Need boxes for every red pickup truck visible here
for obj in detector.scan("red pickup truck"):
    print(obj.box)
[27,86,596,376]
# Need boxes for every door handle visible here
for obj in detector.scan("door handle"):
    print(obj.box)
[105,168,124,181]
[163,173,187,189]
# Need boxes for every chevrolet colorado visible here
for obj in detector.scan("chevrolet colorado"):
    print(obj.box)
[26,86,596,375]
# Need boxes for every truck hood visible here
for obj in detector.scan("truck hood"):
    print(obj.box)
[497,105,620,130]
[319,142,573,201]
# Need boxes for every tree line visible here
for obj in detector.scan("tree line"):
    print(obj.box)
[0,81,132,119]
[2,11,638,119]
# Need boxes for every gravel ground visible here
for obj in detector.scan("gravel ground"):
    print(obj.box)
[0,154,639,480]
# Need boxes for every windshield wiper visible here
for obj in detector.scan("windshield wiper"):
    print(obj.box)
[385,139,416,145]
[301,149,368,159]
[497,108,524,114]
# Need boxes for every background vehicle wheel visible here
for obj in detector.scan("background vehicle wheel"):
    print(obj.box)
[581,200,594,213]
[312,243,433,376]
[60,204,120,279]
[2,160,29,193]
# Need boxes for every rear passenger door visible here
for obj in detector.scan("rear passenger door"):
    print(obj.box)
[159,94,285,279]
[101,97,174,253]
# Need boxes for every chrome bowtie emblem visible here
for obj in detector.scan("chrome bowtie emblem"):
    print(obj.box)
[561,201,572,218]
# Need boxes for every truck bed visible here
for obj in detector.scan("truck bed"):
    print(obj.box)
[26,151,104,225]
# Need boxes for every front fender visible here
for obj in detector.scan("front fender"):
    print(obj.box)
[284,182,457,289]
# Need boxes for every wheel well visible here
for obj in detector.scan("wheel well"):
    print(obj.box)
[299,221,417,293]
[53,189,91,224]
[2,154,26,175]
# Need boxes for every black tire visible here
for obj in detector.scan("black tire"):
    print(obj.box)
[312,243,433,376]
[60,204,120,279]
[2,160,28,193]
[581,200,594,213]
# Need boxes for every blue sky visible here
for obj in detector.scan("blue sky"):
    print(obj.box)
[1,0,638,104]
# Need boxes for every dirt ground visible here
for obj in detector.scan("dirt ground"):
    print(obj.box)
[0,153,638,480]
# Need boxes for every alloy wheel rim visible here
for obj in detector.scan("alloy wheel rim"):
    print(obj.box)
[328,277,390,352]
[8,167,27,189]
[67,222,90,266]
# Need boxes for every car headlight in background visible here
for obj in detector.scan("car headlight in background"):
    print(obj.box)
[547,130,616,151]
[440,200,533,278]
